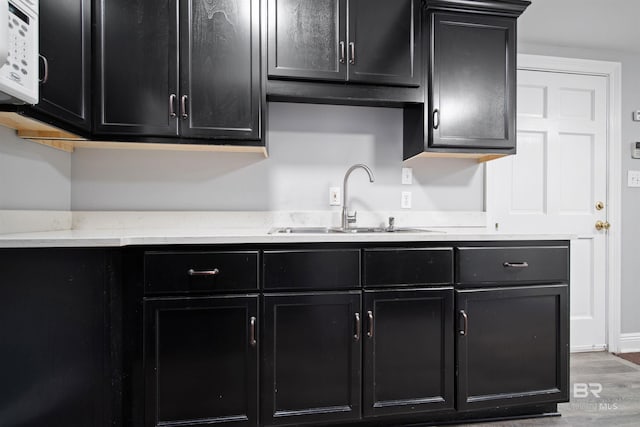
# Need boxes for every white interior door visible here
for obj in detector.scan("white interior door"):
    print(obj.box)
[486,69,609,352]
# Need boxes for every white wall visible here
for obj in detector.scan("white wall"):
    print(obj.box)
[70,103,485,212]
[0,126,71,210]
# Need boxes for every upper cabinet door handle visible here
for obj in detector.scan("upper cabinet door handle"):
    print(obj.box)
[349,42,355,65]
[339,41,345,64]
[39,54,49,84]
[180,95,189,119]
[433,109,440,130]
[169,94,177,118]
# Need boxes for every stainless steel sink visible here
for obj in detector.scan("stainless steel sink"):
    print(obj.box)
[268,226,444,234]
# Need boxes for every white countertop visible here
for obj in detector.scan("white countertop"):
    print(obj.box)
[0,210,573,248]
[0,227,573,248]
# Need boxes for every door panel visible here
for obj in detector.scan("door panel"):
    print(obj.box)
[36,0,91,131]
[95,0,178,136]
[456,285,569,410]
[363,288,454,417]
[262,292,361,425]
[430,12,515,149]
[268,0,346,81]
[180,0,261,139]
[144,295,258,427]
[486,69,608,351]
[348,0,420,86]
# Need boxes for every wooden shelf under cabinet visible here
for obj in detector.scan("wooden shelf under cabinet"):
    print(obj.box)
[0,112,267,156]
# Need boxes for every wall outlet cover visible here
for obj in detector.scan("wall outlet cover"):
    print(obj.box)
[402,167,413,185]
[401,191,412,209]
[628,170,640,188]
[329,187,341,205]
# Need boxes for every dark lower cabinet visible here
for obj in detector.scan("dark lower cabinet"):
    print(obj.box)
[0,248,112,427]
[144,295,259,427]
[456,285,569,411]
[262,292,362,426]
[363,288,454,417]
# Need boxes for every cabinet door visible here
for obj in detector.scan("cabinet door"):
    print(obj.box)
[268,0,346,81]
[95,0,179,136]
[456,285,569,410]
[430,12,515,150]
[179,0,261,139]
[262,292,361,425]
[144,295,259,427]
[348,0,420,87]
[34,0,91,131]
[363,288,454,417]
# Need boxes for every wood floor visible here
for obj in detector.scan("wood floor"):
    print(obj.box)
[451,352,640,426]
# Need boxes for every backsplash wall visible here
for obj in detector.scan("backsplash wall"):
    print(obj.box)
[70,103,485,212]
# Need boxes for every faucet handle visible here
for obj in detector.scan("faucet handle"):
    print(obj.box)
[347,211,357,224]
[388,216,395,230]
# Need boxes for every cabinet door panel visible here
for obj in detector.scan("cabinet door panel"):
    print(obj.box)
[180,0,261,139]
[95,0,178,136]
[35,0,91,131]
[363,288,454,417]
[268,0,346,81]
[430,12,515,149]
[262,292,361,425]
[348,0,420,87]
[456,285,569,410]
[144,295,258,427]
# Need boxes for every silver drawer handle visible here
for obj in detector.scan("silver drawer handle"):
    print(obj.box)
[503,262,529,268]
[187,268,220,276]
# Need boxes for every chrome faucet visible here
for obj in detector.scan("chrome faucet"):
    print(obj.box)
[341,164,375,230]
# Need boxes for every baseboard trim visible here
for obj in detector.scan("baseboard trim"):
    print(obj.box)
[571,345,607,353]
[619,333,640,353]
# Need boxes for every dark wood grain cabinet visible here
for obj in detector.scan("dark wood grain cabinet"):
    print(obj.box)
[268,0,420,87]
[262,292,362,426]
[363,288,454,417]
[95,0,261,142]
[144,295,259,427]
[456,285,569,410]
[403,0,529,160]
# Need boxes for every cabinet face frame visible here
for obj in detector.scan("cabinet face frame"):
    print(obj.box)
[362,288,455,417]
[429,11,516,150]
[455,285,569,411]
[143,295,259,427]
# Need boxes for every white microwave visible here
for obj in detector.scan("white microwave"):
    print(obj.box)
[0,0,38,104]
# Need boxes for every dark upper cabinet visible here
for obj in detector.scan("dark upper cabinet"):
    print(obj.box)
[262,292,362,426]
[94,0,178,137]
[29,0,91,132]
[403,0,529,160]
[363,288,454,417]
[456,285,569,411]
[268,0,420,87]
[430,12,515,150]
[95,0,261,141]
[144,295,259,427]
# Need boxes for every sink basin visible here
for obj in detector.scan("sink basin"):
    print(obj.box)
[268,226,444,234]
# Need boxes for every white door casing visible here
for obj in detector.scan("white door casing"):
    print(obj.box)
[486,55,622,353]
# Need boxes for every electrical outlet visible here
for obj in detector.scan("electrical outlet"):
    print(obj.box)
[402,167,413,185]
[401,191,412,209]
[628,170,640,187]
[329,187,341,205]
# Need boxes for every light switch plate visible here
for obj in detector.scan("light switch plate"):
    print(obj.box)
[628,170,640,187]
[329,187,341,205]
[402,167,413,185]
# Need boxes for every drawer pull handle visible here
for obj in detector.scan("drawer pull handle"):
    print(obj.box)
[187,268,220,276]
[460,310,468,336]
[249,316,257,347]
[503,262,529,268]
[354,312,361,342]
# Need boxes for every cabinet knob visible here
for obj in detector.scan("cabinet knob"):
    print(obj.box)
[595,220,610,231]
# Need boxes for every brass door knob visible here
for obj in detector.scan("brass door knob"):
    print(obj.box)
[595,220,611,231]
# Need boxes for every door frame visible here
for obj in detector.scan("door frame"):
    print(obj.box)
[511,54,622,353]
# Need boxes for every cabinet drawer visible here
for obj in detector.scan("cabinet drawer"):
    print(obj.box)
[144,251,259,294]
[263,249,360,290]
[363,248,453,287]
[457,246,569,285]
